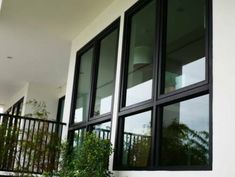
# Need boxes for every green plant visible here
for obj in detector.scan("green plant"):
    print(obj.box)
[128,135,151,167]
[0,120,19,169]
[0,100,62,177]
[25,99,50,120]
[161,119,209,165]
[18,127,61,173]
[16,99,61,176]
[44,133,113,177]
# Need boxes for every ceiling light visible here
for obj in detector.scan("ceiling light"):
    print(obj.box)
[6,56,13,60]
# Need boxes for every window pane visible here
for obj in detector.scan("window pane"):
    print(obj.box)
[73,128,86,148]
[160,95,209,166]
[121,111,152,168]
[93,30,118,116]
[92,121,111,140]
[163,0,206,93]
[74,48,93,123]
[125,0,156,106]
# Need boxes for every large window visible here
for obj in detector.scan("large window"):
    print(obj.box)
[115,0,212,170]
[69,19,120,147]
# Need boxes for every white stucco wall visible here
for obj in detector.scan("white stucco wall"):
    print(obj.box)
[5,82,66,120]
[62,0,235,176]
[24,82,60,120]
[212,0,235,176]
[57,84,66,99]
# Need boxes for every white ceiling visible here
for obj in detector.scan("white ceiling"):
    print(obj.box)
[0,0,114,105]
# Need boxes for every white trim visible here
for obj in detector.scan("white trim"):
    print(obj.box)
[0,0,2,11]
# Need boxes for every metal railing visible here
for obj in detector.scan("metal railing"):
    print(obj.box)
[93,128,111,140]
[74,127,151,166]
[0,113,66,175]
[123,132,151,166]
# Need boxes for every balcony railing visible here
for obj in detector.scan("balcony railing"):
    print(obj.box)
[0,113,66,175]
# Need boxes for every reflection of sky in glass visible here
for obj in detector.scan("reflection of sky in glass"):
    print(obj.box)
[163,94,209,132]
[93,121,111,140]
[124,111,152,135]
[126,80,152,106]
[167,58,206,91]
[93,121,111,131]
[75,108,83,123]
[180,57,205,88]
[180,95,209,132]
[0,107,3,113]
[100,95,112,115]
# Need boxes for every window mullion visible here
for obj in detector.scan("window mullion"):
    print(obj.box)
[88,41,101,120]
[152,0,165,169]
[156,0,167,99]
[69,53,81,126]
[154,106,162,168]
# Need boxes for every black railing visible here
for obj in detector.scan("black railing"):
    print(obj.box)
[123,132,151,166]
[74,128,151,166]
[93,128,111,140]
[0,114,66,175]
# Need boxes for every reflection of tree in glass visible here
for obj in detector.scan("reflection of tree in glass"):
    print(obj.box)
[123,132,151,168]
[73,129,85,148]
[161,119,209,166]
[128,135,151,167]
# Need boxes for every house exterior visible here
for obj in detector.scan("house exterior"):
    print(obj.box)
[0,0,235,176]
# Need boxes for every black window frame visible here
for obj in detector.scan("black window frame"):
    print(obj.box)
[114,0,212,171]
[56,96,65,123]
[68,18,120,142]
[6,97,24,116]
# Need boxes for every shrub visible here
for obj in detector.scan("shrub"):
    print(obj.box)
[44,133,113,177]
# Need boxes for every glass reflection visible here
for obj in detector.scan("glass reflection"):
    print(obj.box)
[164,0,206,93]
[160,95,209,166]
[93,29,118,116]
[92,121,111,140]
[125,0,156,106]
[122,111,152,167]
[73,128,86,148]
[74,48,93,123]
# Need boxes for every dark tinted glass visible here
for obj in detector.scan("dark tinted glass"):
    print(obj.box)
[73,128,86,148]
[163,0,206,93]
[74,48,93,123]
[92,121,111,140]
[125,0,156,106]
[18,100,23,116]
[57,97,65,122]
[121,111,152,167]
[93,29,118,116]
[160,95,209,166]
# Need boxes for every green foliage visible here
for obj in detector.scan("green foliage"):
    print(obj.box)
[25,99,50,120]
[128,135,151,167]
[19,125,61,173]
[44,133,113,177]
[15,99,61,174]
[0,121,19,169]
[0,100,62,176]
[161,120,209,165]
